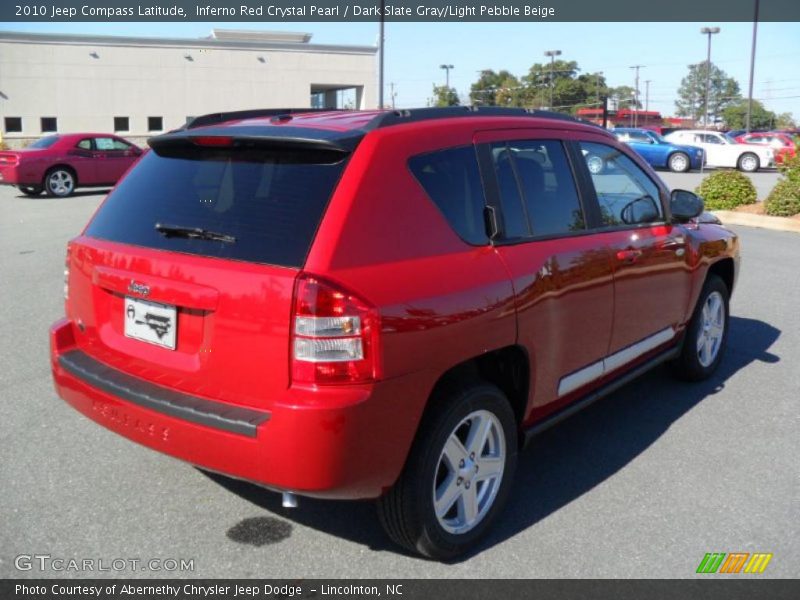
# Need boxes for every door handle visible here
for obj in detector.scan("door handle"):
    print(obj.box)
[616,249,642,263]
[659,236,686,250]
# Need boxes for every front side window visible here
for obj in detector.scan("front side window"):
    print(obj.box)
[491,140,585,238]
[408,146,488,245]
[580,141,663,227]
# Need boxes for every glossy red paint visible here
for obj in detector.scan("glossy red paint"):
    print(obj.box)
[0,133,141,193]
[50,110,740,500]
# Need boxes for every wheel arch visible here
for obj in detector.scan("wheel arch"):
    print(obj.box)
[708,257,736,298]
[424,345,530,431]
[44,164,79,186]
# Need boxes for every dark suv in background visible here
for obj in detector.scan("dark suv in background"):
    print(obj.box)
[51,107,739,559]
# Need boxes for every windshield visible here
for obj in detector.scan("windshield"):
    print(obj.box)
[28,135,60,149]
[723,133,739,144]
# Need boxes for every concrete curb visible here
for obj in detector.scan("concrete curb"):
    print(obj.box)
[711,210,800,234]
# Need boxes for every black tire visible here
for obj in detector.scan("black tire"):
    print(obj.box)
[668,152,691,173]
[737,152,759,173]
[44,167,76,197]
[18,185,43,196]
[377,380,518,560]
[671,274,729,381]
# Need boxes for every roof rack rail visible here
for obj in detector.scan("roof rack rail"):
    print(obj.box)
[184,108,342,130]
[364,106,592,131]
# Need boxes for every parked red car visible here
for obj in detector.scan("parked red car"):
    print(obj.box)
[0,133,142,197]
[50,108,739,559]
[734,132,797,164]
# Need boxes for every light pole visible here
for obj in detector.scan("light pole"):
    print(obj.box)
[544,50,561,109]
[645,79,651,113]
[378,1,385,108]
[746,0,760,132]
[701,26,721,128]
[440,64,454,89]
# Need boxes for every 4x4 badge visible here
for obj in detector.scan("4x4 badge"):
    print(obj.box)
[128,280,150,297]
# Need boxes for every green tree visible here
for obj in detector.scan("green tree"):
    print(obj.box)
[520,59,580,110]
[432,84,460,107]
[721,99,777,130]
[675,62,741,125]
[609,86,640,110]
[470,69,521,106]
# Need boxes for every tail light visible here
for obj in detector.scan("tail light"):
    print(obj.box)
[291,274,379,385]
[63,246,71,301]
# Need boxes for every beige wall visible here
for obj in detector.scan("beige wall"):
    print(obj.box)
[0,33,377,146]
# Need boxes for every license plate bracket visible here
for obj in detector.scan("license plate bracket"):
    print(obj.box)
[124,296,177,350]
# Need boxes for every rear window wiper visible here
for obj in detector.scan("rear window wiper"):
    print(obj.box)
[155,223,236,244]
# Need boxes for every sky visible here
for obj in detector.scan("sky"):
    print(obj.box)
[3,20,799,118]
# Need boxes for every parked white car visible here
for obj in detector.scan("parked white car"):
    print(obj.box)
[664,130,774,172]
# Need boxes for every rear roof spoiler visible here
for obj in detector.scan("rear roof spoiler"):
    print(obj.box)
[148,125,362,156]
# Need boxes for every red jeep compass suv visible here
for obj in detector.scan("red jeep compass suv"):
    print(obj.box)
[50,107,739,559]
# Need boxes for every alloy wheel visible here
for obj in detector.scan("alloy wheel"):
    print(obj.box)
[432,409,506,535]
[697,290,725,367]
[47,170,75,196]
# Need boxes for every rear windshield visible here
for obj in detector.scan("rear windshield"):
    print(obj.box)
[85,148,347,267]
[29,135,60,149]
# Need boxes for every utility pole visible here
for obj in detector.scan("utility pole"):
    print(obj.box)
[629,65,644,127]
[645,80,651,114]
[745,0,760,132]
[595,71,603,105]
[701,26,721,128]
[544,50,562,109]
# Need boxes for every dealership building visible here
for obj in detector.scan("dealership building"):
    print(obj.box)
[0,29,378,147]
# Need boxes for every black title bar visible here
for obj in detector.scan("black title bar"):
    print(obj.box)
[3,0,800,22]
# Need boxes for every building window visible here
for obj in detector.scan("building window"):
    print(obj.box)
[4,117,22,133]
[147,116,163,132]
[114,116,129,132]
[40,117,57,133]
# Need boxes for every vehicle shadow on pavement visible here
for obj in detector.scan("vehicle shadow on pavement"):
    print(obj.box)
[202,315,780,561]
[15,189,110,199]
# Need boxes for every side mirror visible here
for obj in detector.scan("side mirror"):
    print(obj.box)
[670,189,704,222]
[621,195,660,224]
[132,147,143,156]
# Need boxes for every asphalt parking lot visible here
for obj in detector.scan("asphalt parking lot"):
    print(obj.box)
[1,177,798,579]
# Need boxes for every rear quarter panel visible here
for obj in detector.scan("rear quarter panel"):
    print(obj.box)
[306,119,518,426]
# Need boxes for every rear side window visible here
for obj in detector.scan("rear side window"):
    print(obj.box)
[409,146,488,245]
[85,148,347,267]
[492,140,585,238]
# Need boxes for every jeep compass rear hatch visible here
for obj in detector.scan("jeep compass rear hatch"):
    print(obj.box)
[67,130,352,410]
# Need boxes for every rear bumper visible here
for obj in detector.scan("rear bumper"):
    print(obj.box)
[50,318,430,499]
[0,166,22,184]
